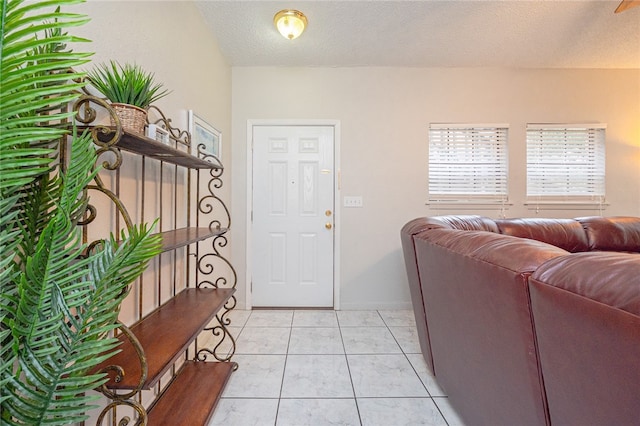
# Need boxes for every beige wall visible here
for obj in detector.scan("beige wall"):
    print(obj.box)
[231,67,640,309]
[70,3,640,313]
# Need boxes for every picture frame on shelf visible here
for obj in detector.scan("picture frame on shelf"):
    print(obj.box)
[188,110,221,160]
[146,123,170,145]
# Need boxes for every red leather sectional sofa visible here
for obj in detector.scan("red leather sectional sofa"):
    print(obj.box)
[401,216,640,426]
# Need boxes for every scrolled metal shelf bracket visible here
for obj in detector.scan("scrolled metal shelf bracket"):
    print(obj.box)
[95,321,148,425]
[193,152,237,362]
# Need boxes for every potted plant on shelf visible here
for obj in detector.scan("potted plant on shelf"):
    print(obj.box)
[1,0,161,424]
[87,61,170,134]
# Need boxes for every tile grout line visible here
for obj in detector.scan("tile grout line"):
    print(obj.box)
[226,311,249,360]
[272,311,295,426]
[219,310,251,401]
[380,310,452,426]
[218,310,455,426]
[433,398,453,425]
[336,311,364,426]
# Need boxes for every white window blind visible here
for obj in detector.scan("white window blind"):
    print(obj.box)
[526,124,605,203]
[428,124,509,203]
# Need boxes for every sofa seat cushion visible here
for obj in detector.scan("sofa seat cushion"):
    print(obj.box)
[495,218,589,253]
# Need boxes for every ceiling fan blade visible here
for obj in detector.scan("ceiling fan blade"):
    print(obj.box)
[615,0,640,13]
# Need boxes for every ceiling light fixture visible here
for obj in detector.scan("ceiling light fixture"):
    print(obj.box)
[274,9,308,40]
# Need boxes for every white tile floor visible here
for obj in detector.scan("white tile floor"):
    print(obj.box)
[206,309,466,426]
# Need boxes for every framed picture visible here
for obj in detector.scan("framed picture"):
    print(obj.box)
[188,110,221,160]
[146,123,170,145]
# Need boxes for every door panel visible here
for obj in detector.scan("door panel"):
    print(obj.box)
[300,161,319,215]
[268,162,287,215]
[252,125,334,307]
[269,233,287,283]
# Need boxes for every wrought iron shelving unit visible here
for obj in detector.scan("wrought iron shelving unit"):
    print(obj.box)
[70,96,237,425]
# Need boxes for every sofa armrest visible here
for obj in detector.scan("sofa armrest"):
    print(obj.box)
[414,229,567,426]
[531,251,640,315]
[400,215,498,374]
[529,252,640,426]
[401,215,498,234]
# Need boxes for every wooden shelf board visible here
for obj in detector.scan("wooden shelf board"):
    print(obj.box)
[96,287,235,390]
[93,127,223,170]
[147,361,236,425]
[158,227,228,252]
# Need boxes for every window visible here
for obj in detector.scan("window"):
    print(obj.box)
[428,124,508,203]
[526,124,606,204]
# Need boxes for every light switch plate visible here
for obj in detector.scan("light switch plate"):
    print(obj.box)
[344,196,363,208]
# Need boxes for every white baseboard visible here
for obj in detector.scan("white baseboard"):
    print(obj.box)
[337,301,413,311]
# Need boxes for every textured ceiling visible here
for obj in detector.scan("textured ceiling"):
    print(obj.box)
[195,0,640,68]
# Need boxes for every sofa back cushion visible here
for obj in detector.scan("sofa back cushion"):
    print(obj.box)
[576,216,640,252]
[495,218,589,253]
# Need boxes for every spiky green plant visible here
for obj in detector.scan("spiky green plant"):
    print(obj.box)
[1,0,162,424]
[87,60,170,109]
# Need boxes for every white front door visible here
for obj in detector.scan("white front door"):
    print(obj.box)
[251,125,335,307]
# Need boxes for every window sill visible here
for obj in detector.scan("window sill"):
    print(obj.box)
[524,201,609,211]
[426,201,513,210]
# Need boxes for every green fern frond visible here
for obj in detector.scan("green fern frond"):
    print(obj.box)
[2,1,166,423]
[0,192,21,406]
[3,128,161,425]
[0,1,91,195]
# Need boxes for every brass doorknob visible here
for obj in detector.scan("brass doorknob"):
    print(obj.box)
[325,223,333,230]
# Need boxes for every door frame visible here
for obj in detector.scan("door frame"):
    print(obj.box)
[245,119,341,310]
